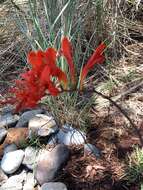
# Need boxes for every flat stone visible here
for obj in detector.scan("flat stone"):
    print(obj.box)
[41,182,67,190]
[0,170,26,190]
[57,125,86,145]
[23,146,39,170]
[1,150,25,174]
[16,109,43,128]
[28,114,58,137]
[4,143,18,154]
[4,128,28,146]
[35,144,70,185]
[0,113,19,128]
[23,172,37,190]
[0,127,7,144]
[84,143,101,158]
[0,128,28,158]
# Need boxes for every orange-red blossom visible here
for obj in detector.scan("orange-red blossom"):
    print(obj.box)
[1,37,106,112]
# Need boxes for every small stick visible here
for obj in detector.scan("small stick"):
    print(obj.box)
[92,89,143,146]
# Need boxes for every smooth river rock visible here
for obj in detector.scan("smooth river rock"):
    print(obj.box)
[22,146,39,170]
[35,144,70,185]
[0,170,26,190]
[41,182,67,190]
[15,109,43,128]
[1,150,25,174]
[23,172,37,190]
[28,114,58,137]
[4,128,28,146]
[57,125,86,145]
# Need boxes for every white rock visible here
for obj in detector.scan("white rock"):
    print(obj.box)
[22,146,39,170]
[57,125,86,145]
[28,114,58,137]
[0,170,26,190]
[1,150,25,174]
[23,172,37,190]
[16,109,43,128]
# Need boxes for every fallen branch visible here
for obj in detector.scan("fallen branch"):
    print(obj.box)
[92,89,143,146]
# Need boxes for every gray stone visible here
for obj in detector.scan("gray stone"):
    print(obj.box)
[0,168,8,185]
[0,113,19,128]
[35,144,70,185]
[0,170,26,190]
[28,114,58,137]
[41,182,67,190]
[84,143,101,158]
[22,146,38,170]
[23,172,37,190]
[47,135,58,146]
[1,150,25,174]
[15,109,43,128]
[57,125,86,145]
[4,144,18,154]
[0,106,13,115]
[0,127,7,144]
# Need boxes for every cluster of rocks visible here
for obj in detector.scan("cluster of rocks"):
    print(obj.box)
[0,107,101,190]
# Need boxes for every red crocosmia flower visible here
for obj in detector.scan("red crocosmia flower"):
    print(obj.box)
[27,50,46,75]
[61,37,76,85]
[8,75,45,112]
[3,46,69,112]
[44,48,68,89]
[28,48,68,90]
[80,42,106,89]
[47,81,60,96]
[0,37,106,112]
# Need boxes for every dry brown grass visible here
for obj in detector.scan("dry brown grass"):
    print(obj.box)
[0,0,30,94]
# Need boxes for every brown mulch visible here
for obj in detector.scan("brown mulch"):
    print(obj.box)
[57,119,142,190]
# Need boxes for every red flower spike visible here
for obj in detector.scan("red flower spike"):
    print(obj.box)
[44,48,68,89]
[45,48,57,66]
[53,67,68,89]
[47,81,60,96]
[61,37,76,85]
[27,50,45,75]
[0,37,106,112]
[80,42,106,89]
[8,46,68,111]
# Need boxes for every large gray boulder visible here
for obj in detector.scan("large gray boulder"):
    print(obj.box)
[35,144,70,185]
